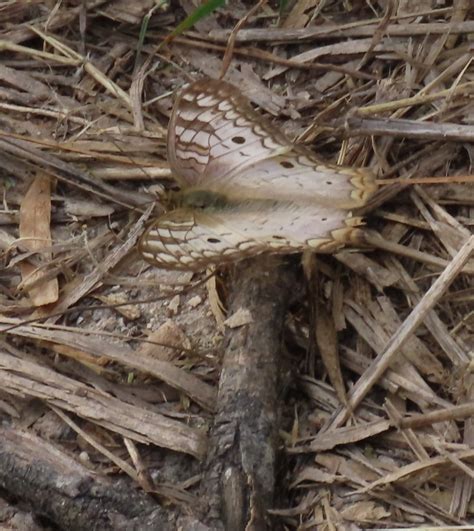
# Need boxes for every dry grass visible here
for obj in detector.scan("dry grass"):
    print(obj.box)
[0,0,473,529]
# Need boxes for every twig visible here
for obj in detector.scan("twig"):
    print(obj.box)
[343,117,474,142]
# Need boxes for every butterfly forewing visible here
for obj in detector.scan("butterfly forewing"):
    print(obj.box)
[168,79,375,207]
[141,78,377,269]
[168,79,291,187]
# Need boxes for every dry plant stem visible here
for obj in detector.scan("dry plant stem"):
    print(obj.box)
[43,205,154,324]
[361,230,474,274]
[29,26,131,107]
[219,0,267,79]
[0,136,146,210]
[171,36,375,80]
[0,343,205,458]
[207,21,474,43]
[354,83,473,116]
[343,117,474,142]
[328,235,474,429]
[0,427,171,531]
[0,324,215,413]
[397,403,474,431]
[202,256,296,530]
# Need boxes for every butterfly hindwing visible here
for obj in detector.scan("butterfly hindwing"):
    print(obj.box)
[139,201,362,270]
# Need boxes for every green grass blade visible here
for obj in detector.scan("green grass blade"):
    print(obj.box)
[169,0,226,38]
[135,0,168,70]
[279,0,289,15]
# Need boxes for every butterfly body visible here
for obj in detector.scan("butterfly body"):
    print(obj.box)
[139,79,377,270]
[172,189,230,210]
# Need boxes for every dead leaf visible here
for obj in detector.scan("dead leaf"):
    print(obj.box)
[187,295,202,308]
[315,301,347,406]
[341,501,390,521]
[224,308,253,328]
[207,274,226,331]
[139,320,191,362]
[95,292,141,320]
[168,294,180,315]
[19,173,58,306]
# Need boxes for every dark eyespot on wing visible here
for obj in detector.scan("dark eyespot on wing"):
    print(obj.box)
[280,161,294,169]
[232,136,246,144]
[207,237,221,244]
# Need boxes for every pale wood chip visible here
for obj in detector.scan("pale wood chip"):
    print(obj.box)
[19,173,58,306]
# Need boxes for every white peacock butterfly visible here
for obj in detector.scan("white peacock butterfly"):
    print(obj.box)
[139,79,377,270]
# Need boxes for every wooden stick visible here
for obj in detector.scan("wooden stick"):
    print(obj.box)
[202,256,297,529]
